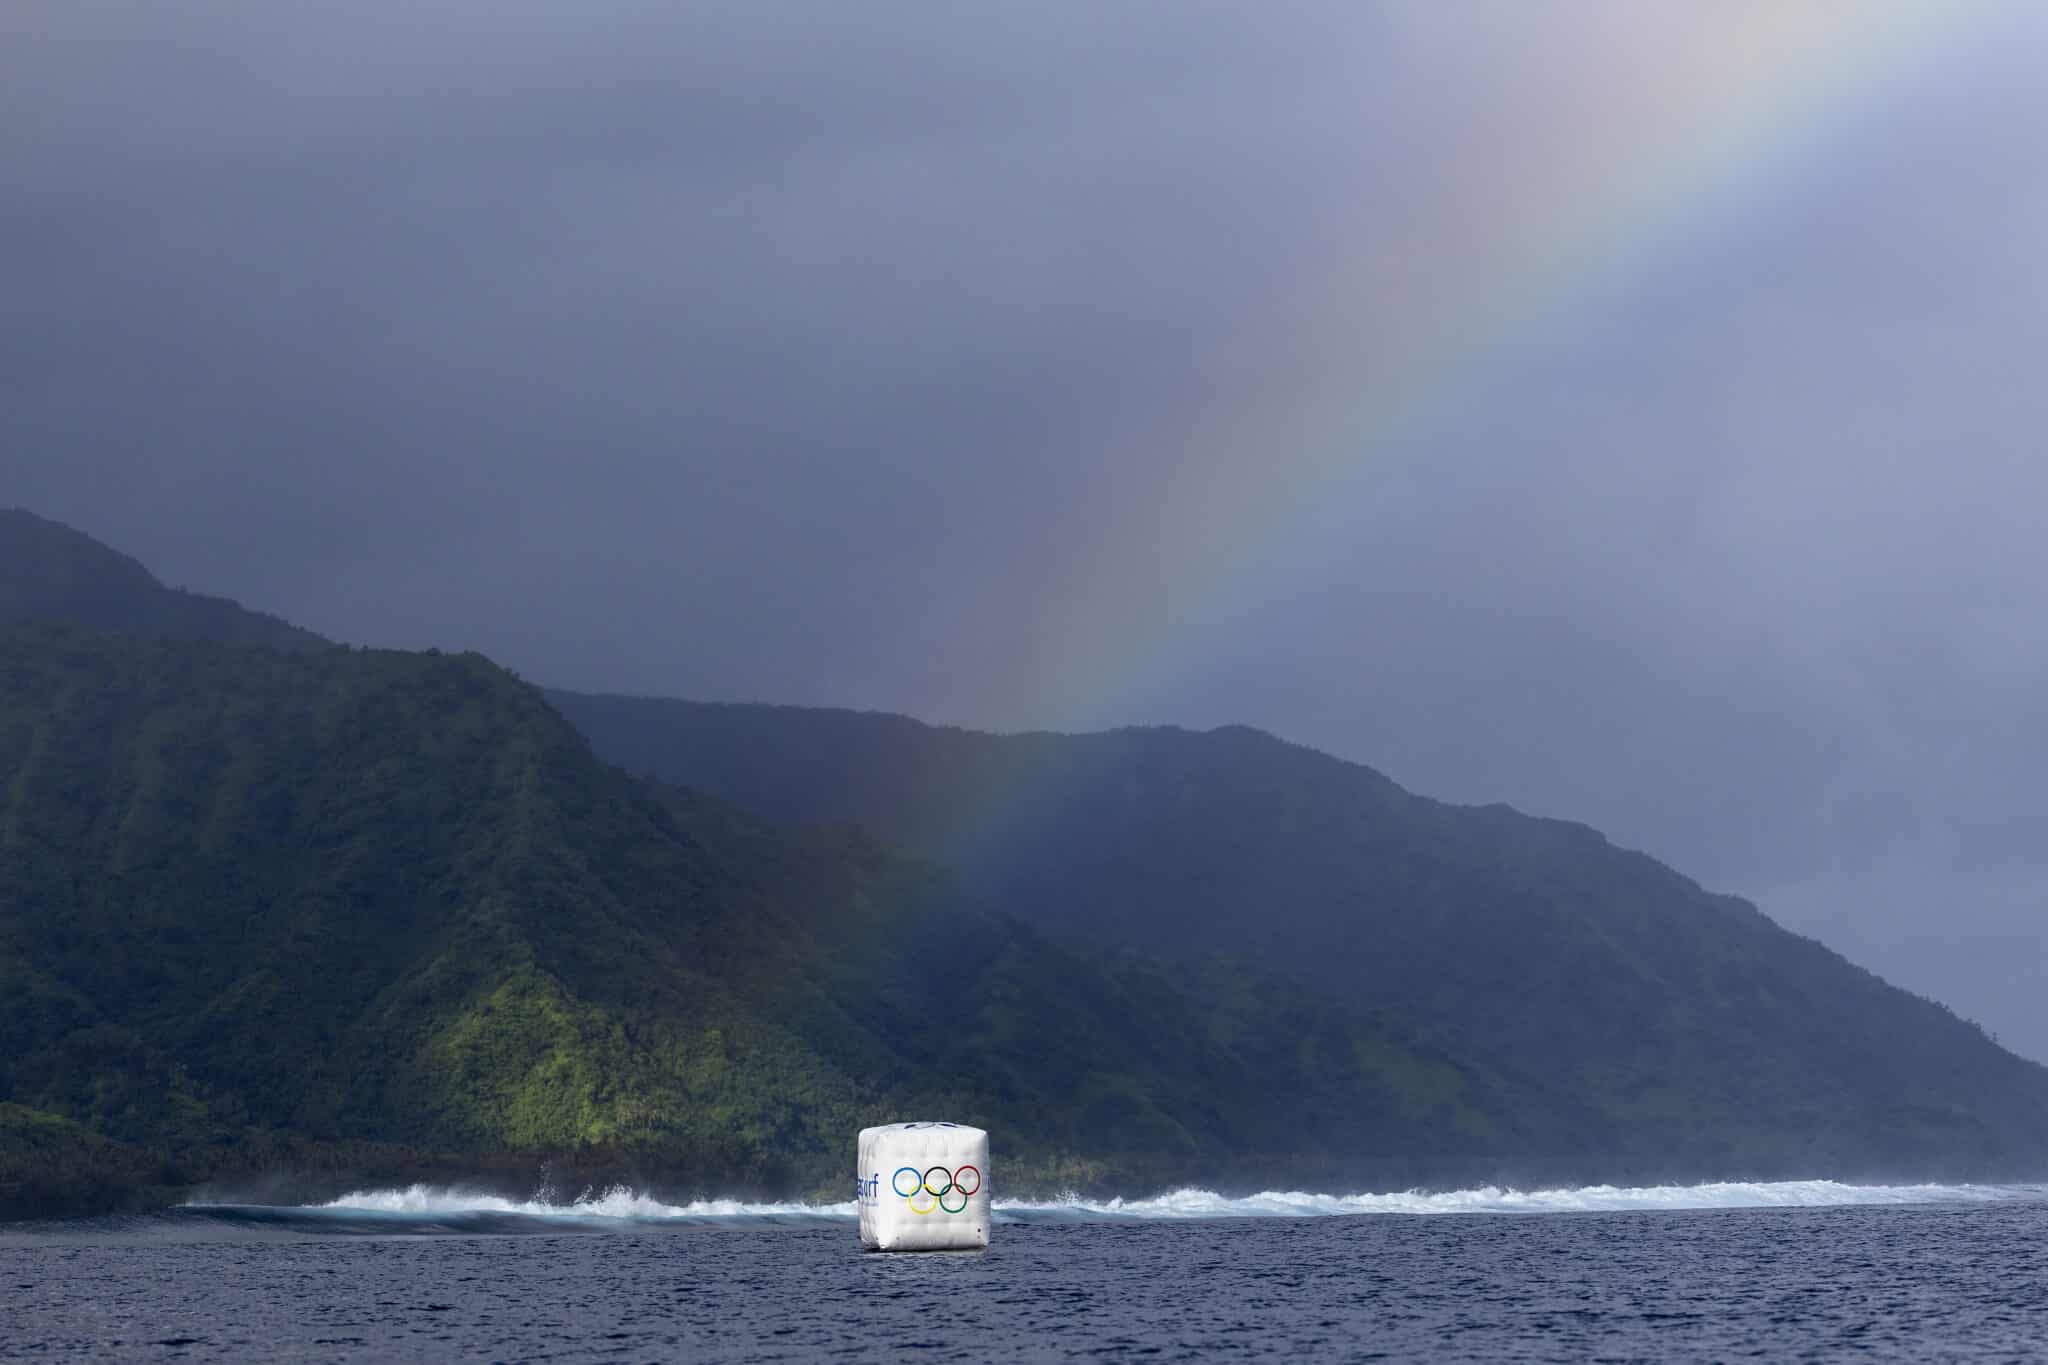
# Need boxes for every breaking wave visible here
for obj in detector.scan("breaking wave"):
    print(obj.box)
[994,1180,2041,1220]
[315,1185,845,1221]
[173,1178,2043,1235]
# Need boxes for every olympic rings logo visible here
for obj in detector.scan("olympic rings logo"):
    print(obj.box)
[890,1163,981,1215]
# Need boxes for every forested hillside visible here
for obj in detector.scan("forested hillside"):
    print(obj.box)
[0,626,1562,1215]
[0,508,322,652]
[6,510,2048,1219]
[553,692,2048,1178]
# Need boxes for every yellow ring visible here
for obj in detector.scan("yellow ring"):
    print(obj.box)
[908,1190,938,1215]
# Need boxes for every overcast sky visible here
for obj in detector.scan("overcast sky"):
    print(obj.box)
[7,1,2046,1059]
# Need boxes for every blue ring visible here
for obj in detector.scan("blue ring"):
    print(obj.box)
[891,1166,922,1198]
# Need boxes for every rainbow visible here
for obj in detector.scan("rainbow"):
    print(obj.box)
[986,0,1988,735]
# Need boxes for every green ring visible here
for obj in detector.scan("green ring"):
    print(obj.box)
[939,1186,968,1213]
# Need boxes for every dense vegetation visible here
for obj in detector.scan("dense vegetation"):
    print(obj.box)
[0,626,1566,1217]
[6,510,2047,1218]
[554,692,2048,1179]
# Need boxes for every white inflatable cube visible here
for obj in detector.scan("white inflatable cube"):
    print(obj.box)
[856,1122,990,1251]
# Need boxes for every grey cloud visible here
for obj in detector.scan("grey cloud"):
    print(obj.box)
[6,1,2046,1057]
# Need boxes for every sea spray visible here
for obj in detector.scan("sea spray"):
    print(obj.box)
[174,1178,2045,1233]
[315,1184,846,1220]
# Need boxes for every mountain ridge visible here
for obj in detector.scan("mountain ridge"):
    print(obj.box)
[0,621,1590,1215]
[549,688,2048,1176]
[4,508,2046,1216]
[0,508,325,653]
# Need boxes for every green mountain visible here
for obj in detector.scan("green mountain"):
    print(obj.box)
[5,510,2046,1217]
[551,692,2048,1179]
[0,508,323,653]
[0,625,1566,1216]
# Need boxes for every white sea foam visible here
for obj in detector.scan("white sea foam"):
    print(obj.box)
[311,1184,851,1220]
[260,1178,2042,1224]
[993,1180,2040,1220]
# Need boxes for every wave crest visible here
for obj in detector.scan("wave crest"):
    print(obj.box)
[177,1178,2042,1232]
[313,1184,848,1220]
[996,1179,2037,1220]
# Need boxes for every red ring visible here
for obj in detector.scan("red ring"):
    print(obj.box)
[952,1164,981,1196]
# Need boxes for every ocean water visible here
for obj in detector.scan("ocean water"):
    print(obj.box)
[3,1181,2045,1361]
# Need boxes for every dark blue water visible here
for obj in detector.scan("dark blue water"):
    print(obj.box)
[5,1194,2045,1361]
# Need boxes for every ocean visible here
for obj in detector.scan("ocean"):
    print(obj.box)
[3,1181,2044,1361]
